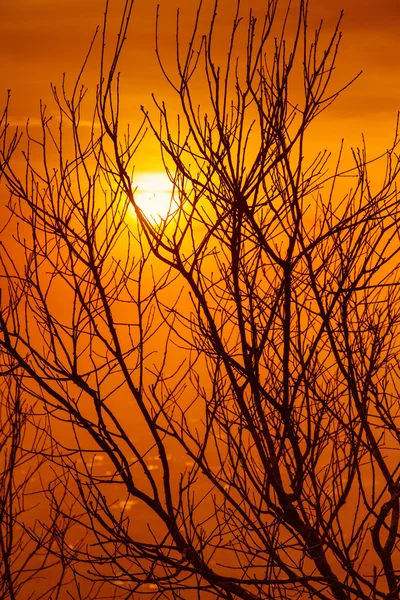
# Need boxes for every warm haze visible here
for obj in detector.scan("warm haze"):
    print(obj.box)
[1,0,399,218]
[1,1,400,599]
[1,0,399,162]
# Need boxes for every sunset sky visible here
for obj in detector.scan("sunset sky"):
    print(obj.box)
[1,3,400,596]
[1,0,399,173]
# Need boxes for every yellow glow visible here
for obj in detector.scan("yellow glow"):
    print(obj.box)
[132,172,176,221]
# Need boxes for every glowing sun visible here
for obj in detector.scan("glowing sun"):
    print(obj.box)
[132,172,176,220]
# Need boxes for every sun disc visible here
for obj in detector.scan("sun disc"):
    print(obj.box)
[132,172,176,220]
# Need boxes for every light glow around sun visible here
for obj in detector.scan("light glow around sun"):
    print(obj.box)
[132,172,176,221]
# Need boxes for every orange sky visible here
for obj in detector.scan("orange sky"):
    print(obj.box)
[1,0,399,170]
[0,4,399,594]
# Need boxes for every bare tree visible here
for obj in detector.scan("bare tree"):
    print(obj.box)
[0,372,73,600]
[0,95,73,600]
[1,0,400,599]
